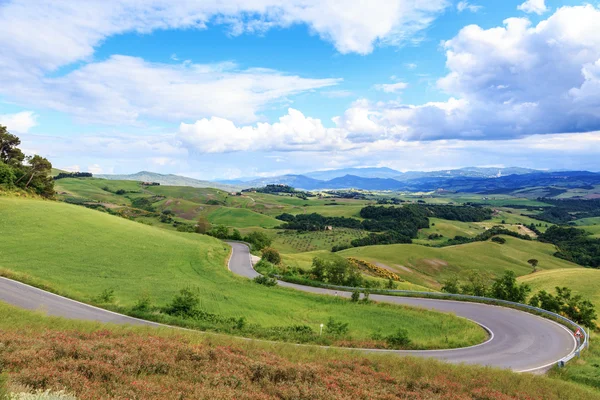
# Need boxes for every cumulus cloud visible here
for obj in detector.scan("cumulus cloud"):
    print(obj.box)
[374,82,409,93]
[517,0,548,15]
[333,5,600,142]
[0,0,449,125]
[178,108,348,153]
[0,111,37,133]
[457,1,482,13]
[0,0,449,74]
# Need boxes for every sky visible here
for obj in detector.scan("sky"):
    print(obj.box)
[1,0,600,180]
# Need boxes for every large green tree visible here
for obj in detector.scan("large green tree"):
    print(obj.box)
[0,126,54,197]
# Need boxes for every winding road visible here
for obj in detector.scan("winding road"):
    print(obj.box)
[0,242,577,373]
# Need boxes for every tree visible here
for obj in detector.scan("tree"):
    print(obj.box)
[441,275,461,294]
[460,270,491,297]
[527,259,539,272]
[530,286,597,327]
[195,217,212,234]
[208,224,229,239]
[244,231,272,251]
[16,155,54,196]
[261,247,281,264]
[0,126,25,166]
[0,161,15,187]
[490,270,531,303]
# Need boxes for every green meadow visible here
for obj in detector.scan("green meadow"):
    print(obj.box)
[0,197,485,349]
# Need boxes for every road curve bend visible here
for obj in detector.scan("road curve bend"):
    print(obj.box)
[0,242,576,373]
[227,242,576,373]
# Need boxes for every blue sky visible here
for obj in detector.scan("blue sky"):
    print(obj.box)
[0,0,599,179]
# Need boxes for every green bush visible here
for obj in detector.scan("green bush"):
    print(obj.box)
[261,247,281,264]
[351,290,360,302]
[325,317,349,336]
[94,288,115,303]
[386,328,411,348]
[253,275,278,287]
[163,288,199,318]
[491,236,506,244]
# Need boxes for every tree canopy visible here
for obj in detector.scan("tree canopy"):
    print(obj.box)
[0,126,54,197]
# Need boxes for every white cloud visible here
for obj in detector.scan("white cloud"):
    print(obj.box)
[178,108,350,153]
[2,56,339,124]
[63,165,81,173]
[404,63,418,70]
[0,111,37,133]
[321,90,354,98]
[517,0,548,15]
[87,164,104,174]
[331,5,600,142]
[0,0,449,75]
[457,1,482,13]
[374,82,409,93]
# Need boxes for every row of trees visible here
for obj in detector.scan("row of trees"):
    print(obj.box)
[0,127,54,197]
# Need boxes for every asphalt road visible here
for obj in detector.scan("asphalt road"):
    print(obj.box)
[0,242,577,373]
[227,242,577,373]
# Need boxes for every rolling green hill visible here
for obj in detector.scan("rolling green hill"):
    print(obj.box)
[335,236,580,289]
[0,197,485,349]
[519,268,600,310]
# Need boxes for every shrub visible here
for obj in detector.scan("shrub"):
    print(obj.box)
[325,317,349,336]
[94,288,115,303]
[132,294,152,312]
[164,288,199,318]
[261,247,281,264]
[351,290,360,302]
[253,275,278,287]
[491,236,506,244]
[386,328,411,348]
[490,270,530,303]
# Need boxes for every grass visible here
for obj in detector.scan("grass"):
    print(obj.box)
[0,302,597,400]
[0,197,485,349]
[336,236,580,289]
[273,228,367,253]
[575,217,600,238]
[519,268,600,311]
[203,206,281,228]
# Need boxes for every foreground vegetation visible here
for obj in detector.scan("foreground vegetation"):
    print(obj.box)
[0,197,485,349]
[0,302,598,400]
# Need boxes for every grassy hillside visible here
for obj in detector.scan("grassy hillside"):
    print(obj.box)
[519,268,600,310]
[337,236,580,289]
[1,302,596,400]
[203,206,281,228]
[0,197,485,349]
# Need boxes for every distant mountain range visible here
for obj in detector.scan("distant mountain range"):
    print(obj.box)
[96,167,600,194]
[96,171,241,192]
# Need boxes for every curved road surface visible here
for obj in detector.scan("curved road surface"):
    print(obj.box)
[0,242,576,373]
[227,242,576,372]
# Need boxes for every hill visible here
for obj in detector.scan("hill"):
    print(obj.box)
[0,197,484,349]
[519,268,600,310]
[336,236,580,289]
[97,171,240,191]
